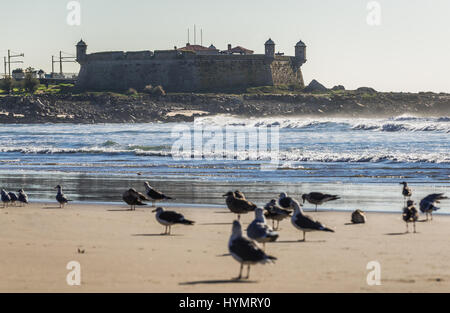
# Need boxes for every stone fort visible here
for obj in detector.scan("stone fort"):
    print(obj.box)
[75,38,307,92]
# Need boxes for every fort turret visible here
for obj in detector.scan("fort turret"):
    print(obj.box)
[295,40,307,65]
[265,38,275,57]
[76,39,87,63]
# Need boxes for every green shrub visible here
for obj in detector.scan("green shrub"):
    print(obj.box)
[23,73,40,93]
[0,77,15,94]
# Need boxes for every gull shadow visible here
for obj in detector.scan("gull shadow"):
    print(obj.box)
[200,223,233,226]
[385,232,408,236]
[42,207,63,210]
[216,253,232,257]
[214,211,233,214]
[345,223,363,226]
[132,234,183,237]
[274,240,327,244]
[108,209,133,212]
[179,279,257,286]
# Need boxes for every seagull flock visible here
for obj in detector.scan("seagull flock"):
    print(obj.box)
[0,181,447,281]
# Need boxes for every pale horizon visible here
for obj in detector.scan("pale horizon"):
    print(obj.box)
[1,0,450,92]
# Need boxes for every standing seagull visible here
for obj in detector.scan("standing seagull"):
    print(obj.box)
[291,199,335,241]
[278,193,294,210]
[264,199,292,230]
[1,189,11,208]
[247,208,279,250]
[153,207,195,235]
[403,200,419,233]
[420,193,448,221]
[400,182,412,205]
[302,192,340,212]
[18,189,29,206]
[223,191,257,221]
[229,220,277,280]
[8,191,18,206]
[122,188,148,211]
[55,185,72,208]
[144,182,174,207]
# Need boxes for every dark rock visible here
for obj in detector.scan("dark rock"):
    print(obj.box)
[356,87,377,93]
[331,85,346,91]
[303,80,328,93]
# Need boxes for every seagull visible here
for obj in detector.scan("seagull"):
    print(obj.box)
[278,193,294,210]
[247,208,279,250]
[122,188,148,211]
[55,185,72,208]
[400,182,412,205]
[351,210,367,224]
[302,192,340,212]
[1,189,11,208]
[420,193,448,221]
[153,207,195,235]
[291,199,335,241]
[144,182,174,207]
[264,199,292,230]
[223,191,257,220]
[403,200,419,233]
[229,220,277,280]
[18,189,29,206]
[8,191,18,206]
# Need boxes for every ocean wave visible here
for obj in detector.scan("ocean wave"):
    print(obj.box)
[194,115,450,133]
[1,145,448,163]
[135,149,450,164]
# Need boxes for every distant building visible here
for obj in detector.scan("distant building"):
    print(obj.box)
[12,69,25,80]
[76,37,308,92]
[177,43,220,55]
[222,44,254,55]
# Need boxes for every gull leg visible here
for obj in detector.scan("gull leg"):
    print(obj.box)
[246,265,251,280]
[406,223,409,233]
[413,222,417,234]
[168,226,172,235]
[315,205,318,212]
[300,232,306,242]
[272,220,275,230]
[235,264,243,280]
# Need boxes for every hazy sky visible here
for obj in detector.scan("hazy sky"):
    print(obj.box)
[1,0,450,92]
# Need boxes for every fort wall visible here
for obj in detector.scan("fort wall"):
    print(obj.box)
[76,45,306,92]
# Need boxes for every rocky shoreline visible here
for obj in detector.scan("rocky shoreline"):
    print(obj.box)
[0,91,449,124]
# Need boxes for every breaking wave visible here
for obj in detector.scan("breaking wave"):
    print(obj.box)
[1,146,448,164]
[194,115,450,133]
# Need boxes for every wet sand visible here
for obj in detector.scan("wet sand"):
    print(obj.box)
[0,203,449,293]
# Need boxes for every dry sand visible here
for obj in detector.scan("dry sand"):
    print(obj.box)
[0,203,449,293]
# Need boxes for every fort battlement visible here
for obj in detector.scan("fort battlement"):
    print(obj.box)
[75,38,307,92]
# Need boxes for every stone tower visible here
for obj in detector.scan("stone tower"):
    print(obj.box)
[295,40,307,65]
[265,38,275,57]
[76,39,87,63]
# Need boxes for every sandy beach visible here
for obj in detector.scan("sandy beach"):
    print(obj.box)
[0,202,449,293]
